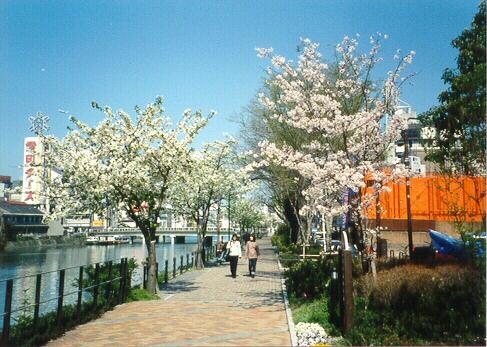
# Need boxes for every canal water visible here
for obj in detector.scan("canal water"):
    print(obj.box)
[0,239,200,322]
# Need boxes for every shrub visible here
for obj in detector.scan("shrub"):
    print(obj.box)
[78,257,138,306]
[271,224,291,250]
[351,263,486,345]
[285,256,337,300]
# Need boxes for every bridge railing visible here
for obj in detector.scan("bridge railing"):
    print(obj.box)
[0,258,131,346]
[92,227,240,234]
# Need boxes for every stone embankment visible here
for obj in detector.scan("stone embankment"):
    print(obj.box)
[1,235,85,251]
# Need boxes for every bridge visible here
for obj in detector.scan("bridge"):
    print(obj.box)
[90,227,241,244]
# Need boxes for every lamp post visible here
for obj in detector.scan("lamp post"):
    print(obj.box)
[402,124,414,259]
[228,195,231,241]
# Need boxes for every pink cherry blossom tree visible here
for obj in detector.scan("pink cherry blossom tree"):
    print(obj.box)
[250,35,415,254]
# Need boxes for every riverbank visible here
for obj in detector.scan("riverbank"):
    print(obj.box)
[1,235,86,252]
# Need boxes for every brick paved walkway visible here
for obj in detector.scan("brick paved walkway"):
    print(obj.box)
[48,238,292,346]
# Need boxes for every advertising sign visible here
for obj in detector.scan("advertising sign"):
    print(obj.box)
[21,137,44,205]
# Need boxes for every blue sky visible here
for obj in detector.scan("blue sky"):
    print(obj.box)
[0,0,480,179]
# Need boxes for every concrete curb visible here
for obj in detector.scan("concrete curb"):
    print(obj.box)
[277,254,298,347]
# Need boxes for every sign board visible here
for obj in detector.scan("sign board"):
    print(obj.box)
[21,137,44,205]
[91,220,105,229]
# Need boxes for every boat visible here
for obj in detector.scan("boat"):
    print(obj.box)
[86,236,99,245]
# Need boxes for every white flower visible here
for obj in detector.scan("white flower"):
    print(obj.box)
[255,47,274,58]
[295,322,329,346]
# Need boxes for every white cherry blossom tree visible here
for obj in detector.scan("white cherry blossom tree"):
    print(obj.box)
[251,35,415,252]
[170,137,250,268]
[42,97,214,293]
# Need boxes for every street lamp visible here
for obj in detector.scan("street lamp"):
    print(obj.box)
[402,118,416,259]
[227,194,231,241]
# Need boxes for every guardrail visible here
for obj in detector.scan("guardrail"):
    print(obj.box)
[142,244,218,288]
[0,258,131,346]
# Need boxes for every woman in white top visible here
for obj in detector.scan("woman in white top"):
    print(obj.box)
[227,233,242,278]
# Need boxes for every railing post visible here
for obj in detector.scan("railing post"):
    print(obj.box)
[118,259,124,304]
[106,261,113,306]
[180,256,183,275]
[77,266,84,322]
[173,257,176,278]
[143,265,147,289]
[164,260,168,284]
[93,263,100,308]
[122,258,129,303]
[1,279,13,345]
[57,269,66,327]
[186,254,189,270]
[33,274,42,330]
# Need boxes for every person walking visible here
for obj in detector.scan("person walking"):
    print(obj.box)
[227,233,242,278]
[245,234,260,278]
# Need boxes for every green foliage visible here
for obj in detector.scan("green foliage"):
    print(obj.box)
[285,256,337,300]
[420,1,486,175]
[2,221,17,241]
[271,224,291,250]
[290,295,341,337]
[8,301,106,346]
[76,258,138,306]
[349,263,486,345]
[233,198,268,232]
[127,288,159,302]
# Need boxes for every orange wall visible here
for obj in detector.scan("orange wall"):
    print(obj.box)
[364,176,486,222]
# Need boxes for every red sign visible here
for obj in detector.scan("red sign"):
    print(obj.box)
[26,141,37,151]
[25,168,34,178]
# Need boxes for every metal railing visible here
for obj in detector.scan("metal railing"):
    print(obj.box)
[94,227,239,234]
[142,244,218,288]
[0,257,131,345]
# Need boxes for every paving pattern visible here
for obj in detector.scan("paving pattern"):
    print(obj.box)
[48,238,291,346]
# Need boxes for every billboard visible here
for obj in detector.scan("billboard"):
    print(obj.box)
[21,137,45,205]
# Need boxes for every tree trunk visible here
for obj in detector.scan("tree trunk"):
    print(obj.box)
[146,240,158,294]
[216,201,222,242]
[195,227,205,269]
[283,197,300,243]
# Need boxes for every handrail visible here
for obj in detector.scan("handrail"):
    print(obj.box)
[0,258,121,284]
[1,257,131,345]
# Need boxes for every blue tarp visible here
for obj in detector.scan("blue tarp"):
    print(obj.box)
[429,229,486,259]
[429,229,467,259]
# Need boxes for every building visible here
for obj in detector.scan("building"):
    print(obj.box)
[0,200,48,236]
[385,101,439,175]
[0,176,12,199]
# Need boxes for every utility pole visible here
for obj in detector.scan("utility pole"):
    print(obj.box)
[403,128,414,259]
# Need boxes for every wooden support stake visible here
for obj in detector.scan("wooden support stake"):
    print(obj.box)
[341,250,354,333]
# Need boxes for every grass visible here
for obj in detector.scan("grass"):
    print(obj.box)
[127,288,160,302]
[290,295,341,338]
